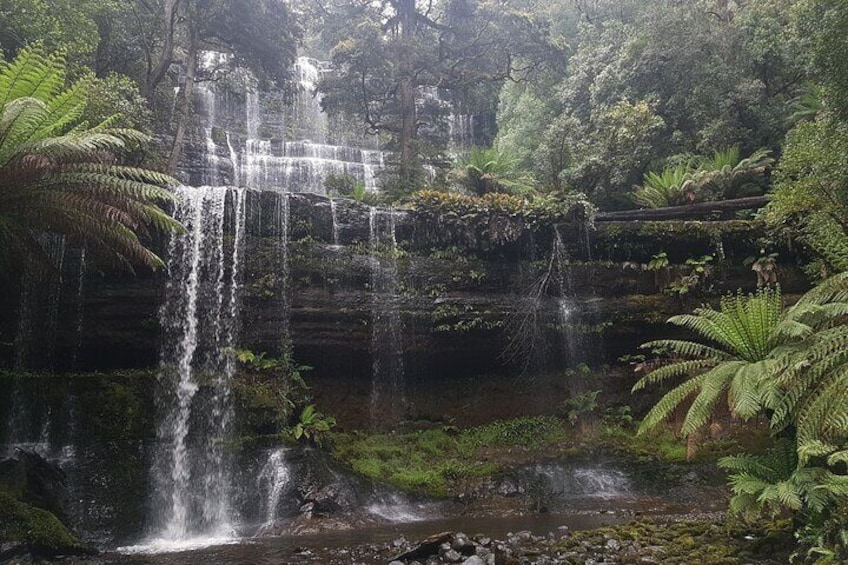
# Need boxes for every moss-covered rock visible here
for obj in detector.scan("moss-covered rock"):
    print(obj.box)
[556,518,792,564]
[0,491,93,559]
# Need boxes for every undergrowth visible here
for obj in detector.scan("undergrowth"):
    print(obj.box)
[331,416,567,496]
[331,415,774,497]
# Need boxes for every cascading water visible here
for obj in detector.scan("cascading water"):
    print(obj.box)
[146,186,246,547]
[197,85,222,186]
[197,54,387,195]
[14,233,67,371]
[529,464,631,500]
[256,448,290,531]
[275,193,291,338]
[330,199,340,245]
[368,208,406,428]
[553,228,583,368]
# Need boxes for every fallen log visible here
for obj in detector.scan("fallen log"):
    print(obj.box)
[595,195,770,222]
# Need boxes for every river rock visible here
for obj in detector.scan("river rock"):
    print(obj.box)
[443,549,463,562]
[605,538,621,551]
[462,556,485,565]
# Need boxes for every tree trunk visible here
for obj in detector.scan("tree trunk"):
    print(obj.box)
[595,196,771,222]
[686,425,707,462]
[168,25,197,174]
[144,0,182,100]
[398,77,417,187]
[397,0,418,189]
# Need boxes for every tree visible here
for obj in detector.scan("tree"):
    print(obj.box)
[317,0,554,193]
[765,0,848,275]
[453,146,536,196]
[633,288,788,440]
[142,0,302,170]
[634,275,848,556]
[0,47,181,275]
[495,0,806,208]
[634,147,773,208]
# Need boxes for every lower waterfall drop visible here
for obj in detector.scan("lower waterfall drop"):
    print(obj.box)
[145,186,246,548]
[257,448,290,532]
[368,207,405,428]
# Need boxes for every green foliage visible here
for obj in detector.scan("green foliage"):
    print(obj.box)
[636,274,848,558]
[0,491,92,557]
[646,252,669,272]
[634,147,773,208]
[497,0,802,210]
[410,189,595,249]
[558,390,599,426]
[453,146,537,196]
[766,119,848,273]
[332,417,567,497]
[664,255,715,297]
[634,287,787,437]
[235,349,280,371]
[797,0,848,123]
[316,0,553,190]
[0,46,181,275]
[634,163,696,208]
[460,416,566,449]
[232,341,311,435]
[293,404,336,447]
[0,0,103,62]
[556,517,793,565]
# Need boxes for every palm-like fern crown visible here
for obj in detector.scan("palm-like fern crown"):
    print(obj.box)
[633,287,786,437]
[0,46,180,274]
[633,147,773,208]
[635,274,848,501]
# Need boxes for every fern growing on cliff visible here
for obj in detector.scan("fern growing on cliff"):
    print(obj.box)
[0,46,181,274]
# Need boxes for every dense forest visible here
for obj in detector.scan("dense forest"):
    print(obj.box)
[1,0,848,564]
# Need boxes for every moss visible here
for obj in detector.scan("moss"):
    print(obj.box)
[331,416,571,497]
[0,491,92,558]
[595,422,773,464]
[556,518,792,564]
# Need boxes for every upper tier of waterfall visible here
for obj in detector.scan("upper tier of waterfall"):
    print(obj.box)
[186,54,479,194]
[188,56,389,195]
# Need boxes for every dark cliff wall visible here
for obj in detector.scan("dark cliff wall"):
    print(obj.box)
[1,191,808,426]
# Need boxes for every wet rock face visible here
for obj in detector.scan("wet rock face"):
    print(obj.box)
[2,190,807,426]
[0,450,68,520]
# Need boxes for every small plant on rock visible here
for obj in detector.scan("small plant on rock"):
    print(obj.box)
[293,404,337,447]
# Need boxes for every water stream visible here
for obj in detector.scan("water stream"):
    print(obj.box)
[146,186,246,547]
[368,207,406,428]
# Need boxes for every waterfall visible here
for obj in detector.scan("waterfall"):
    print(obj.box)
[553,228,582,368]
[448,112,474,153]
[226,133,239,186]
[530,464,631,500]
[70,247,87,370]
[368,208,405,428]
[14,233,67,371]
[190,53,387,195]
[330,199,340,245]
[150,186,246,544]
[257,448,290,530]
[276,193,291,338]
[198,85,221,186]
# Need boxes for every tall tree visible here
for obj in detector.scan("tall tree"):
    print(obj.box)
[316,0,553,193]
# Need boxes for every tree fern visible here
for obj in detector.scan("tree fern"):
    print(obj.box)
[634,288,787,436]
[0,46,180,274]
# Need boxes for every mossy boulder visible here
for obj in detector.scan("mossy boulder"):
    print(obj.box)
[0,491,93,559]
